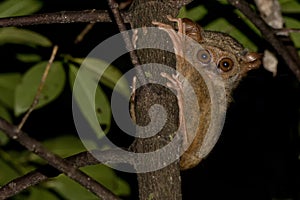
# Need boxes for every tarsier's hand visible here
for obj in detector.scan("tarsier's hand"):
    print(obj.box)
[153,16,262,170]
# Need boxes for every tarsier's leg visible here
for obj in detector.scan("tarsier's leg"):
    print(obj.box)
[161,72,189,148]
[152,16,190,148]
[152,15,185,59]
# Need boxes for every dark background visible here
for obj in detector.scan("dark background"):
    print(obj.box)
[1,0,299,199]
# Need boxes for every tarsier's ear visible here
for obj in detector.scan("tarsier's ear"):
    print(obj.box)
[182,18,204,43]
[242,52,263,73]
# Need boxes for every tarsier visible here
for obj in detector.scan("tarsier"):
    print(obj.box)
[149,16,262,170]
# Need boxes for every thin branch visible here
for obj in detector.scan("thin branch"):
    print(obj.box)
[0,149,133,199]
[275,28,300,36]
[17,45,58,132]
[0,118,120,200]
[74,23,95,44]
[227,0,300,81]
[0,151,98,199]
[107,0,147,86]
[0,10,124,27]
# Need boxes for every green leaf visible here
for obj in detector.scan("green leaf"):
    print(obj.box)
[82,165,130,196]
[17,53,42,63]
[280,0,300,13]
[205,18,258,51]
[0,157,20,185]
[43,135,86,157]
[178,5,208,21]
[14,61,66,116]
[284,17,300,52]
[28,135,88,166]
[0,0,42,17]
[46,165,130,199]
[0,73,21,109]
[0,105,11,145]
[0,148,36,173]
[69,64,111,137]
[46,175,99,200]
[27,188,59,200]
[234,9,261,36]
[0,28,52,47]
[71,57,130,98]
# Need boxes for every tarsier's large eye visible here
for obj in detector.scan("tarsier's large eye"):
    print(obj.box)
[197,50,211,64]
[218,58,234,72]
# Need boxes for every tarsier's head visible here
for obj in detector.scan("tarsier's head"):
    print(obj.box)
[183,18,262,92]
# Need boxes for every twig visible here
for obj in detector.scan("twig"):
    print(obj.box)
[17,45,58,132]
[0,151,98,199]
[0,118,120,200]
[227,0,300,81]
[0,10,120,27]
[106,0,147,85]
[74,23,95,44]
[0,149,133,199]
[275,28,300,36]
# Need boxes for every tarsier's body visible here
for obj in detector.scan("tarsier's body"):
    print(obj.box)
[153,17,261,170]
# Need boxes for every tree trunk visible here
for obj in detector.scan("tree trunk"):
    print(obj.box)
[128,0,183,199]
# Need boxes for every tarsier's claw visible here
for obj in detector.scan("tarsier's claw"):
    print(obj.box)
[161,72,180,90]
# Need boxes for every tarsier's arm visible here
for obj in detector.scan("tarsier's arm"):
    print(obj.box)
[153,16,262,170]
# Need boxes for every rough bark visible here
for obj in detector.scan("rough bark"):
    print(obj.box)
[128,0,183,199]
